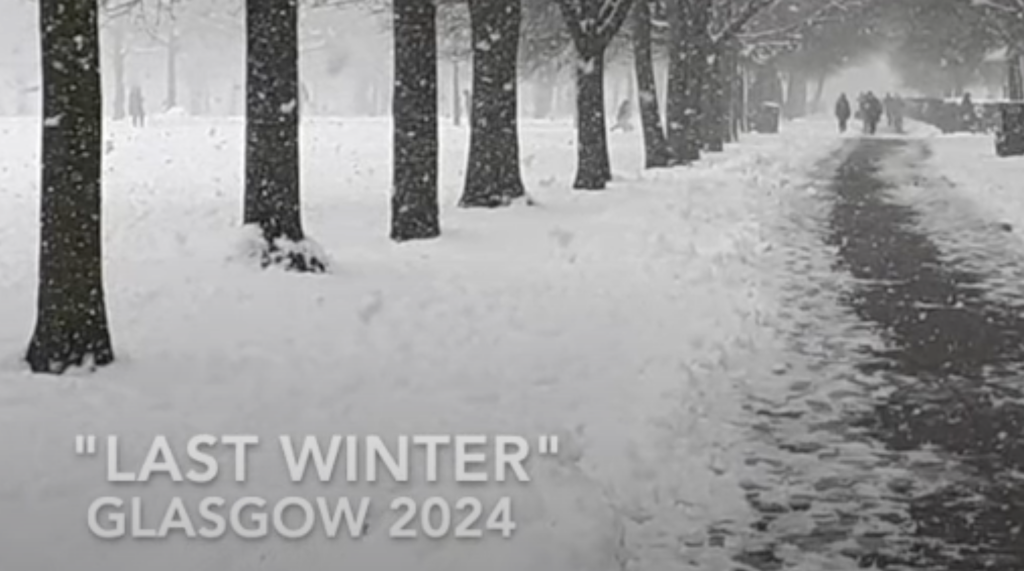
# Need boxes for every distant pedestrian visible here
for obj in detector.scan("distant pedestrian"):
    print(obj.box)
[890,94,905,133]
[610,99,634,132]
[960,92,977,132]
[128,85,145,128]
[883,93,895,127]
[835,93,851,133]
[861,91,882,135]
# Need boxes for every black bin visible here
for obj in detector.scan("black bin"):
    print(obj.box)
[752,102,780,134]
[996,102,1024,157]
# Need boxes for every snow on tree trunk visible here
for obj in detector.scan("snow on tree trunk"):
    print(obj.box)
[391,0,440,241]
[631,0,670,168]
[28,0,114,374]
[460,0,527,207]
[574,49,613,189]
[244,0,325,272]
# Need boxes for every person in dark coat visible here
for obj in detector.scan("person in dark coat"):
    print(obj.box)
[835,93,851,133]
[128,85,145,127]
[960,92,977,132]
[883,93,895,127]
[861,91,882,134]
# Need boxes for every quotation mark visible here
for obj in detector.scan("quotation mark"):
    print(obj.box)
[75,435,98,456]
[537,435,559,456]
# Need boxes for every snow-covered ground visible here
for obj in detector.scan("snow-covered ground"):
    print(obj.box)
[0,114,840,571]
[924,129,1024,239]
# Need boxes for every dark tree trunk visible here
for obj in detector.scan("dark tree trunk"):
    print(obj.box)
[666,0,702,165]
[461,0,527,207]
[452,59,462,126]
[244,0,324,272]
[574,47,612,189]
[721,42,739,143]
[631,0,670,168]
[555,0,634,189]
[701,46,725,152]
[391,0,440,241]
[1008,53,1023,101]
[112,26,126,120]
[28,0,114,374]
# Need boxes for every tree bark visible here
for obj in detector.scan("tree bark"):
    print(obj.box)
[574,47,612,188]
[461,0,527,207]
[1008,52,1023,100]
[666,0,702,165]
[28,0,114,374]
[391,0,440,240]
[244,0,323,272]
[701,46,725,152]
[555,0,634,189]
[631,0,670,168]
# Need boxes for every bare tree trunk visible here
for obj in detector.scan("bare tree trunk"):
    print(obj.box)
[1008,52,1023,100]
[666,0,702,165]
[574,47,612,188]
[28,0,114,374]
[631,0,669,167]
[461,0,526,207]
[244,0,324,271]
[391,0,440,241]
[701,45,725,152]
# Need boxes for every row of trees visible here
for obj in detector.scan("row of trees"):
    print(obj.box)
[27,0,867,374]
[880,0,1024,98]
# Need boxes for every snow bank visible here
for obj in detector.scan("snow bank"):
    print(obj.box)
[0,115,836,571]
[924,130,1024,240]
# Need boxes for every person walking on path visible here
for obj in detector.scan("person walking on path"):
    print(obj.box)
[128,85,146,128]
[890,94,905,133]
[835,93,851,133]
[861,92,882,135]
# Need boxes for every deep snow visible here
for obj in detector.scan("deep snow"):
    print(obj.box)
[0,114,842,570]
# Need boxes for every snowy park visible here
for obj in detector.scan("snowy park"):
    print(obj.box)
[2,0,1024,570]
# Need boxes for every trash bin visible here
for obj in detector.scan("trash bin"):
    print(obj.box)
[752,102,780,134]
[995,102,1024,157]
